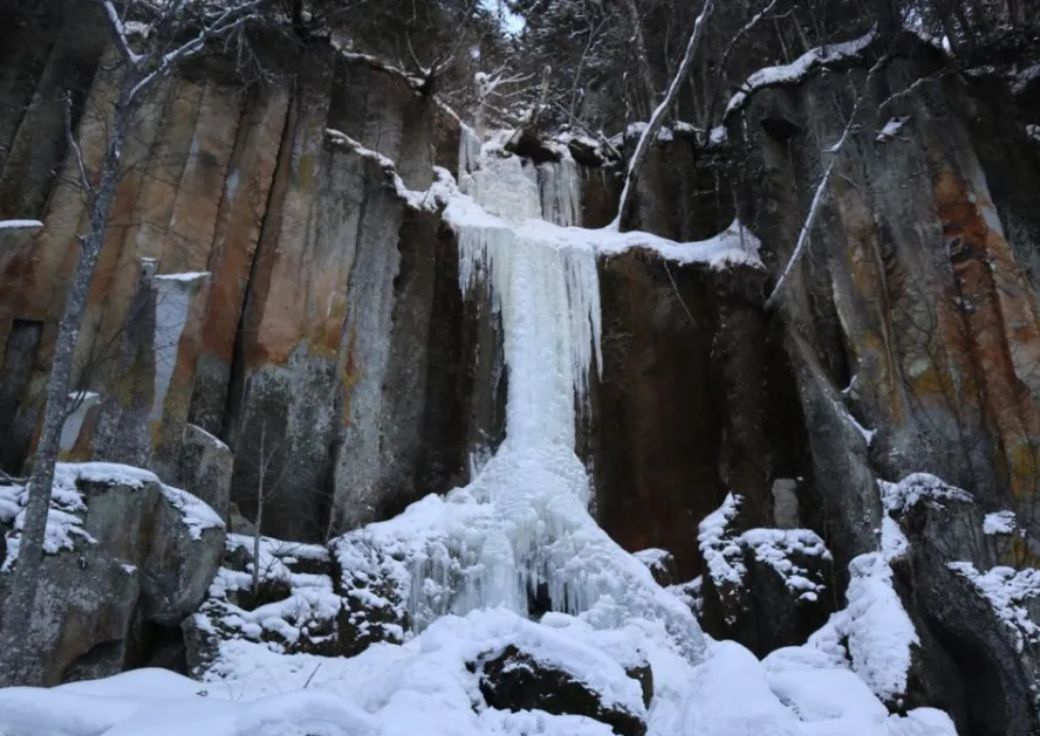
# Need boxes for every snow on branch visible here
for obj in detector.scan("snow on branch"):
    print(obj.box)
[333,45,426,89]
[96,0,268,103]
[127,1,267,101]
[725,28,877,118]
[324,128,440,212]
[331,41,466,128]
[100,0,144,64]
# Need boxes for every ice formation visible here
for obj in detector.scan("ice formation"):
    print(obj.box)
[336,133,703,660]
[538,153,583,227]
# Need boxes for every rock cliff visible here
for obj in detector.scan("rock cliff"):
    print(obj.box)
[1,1,1040,733]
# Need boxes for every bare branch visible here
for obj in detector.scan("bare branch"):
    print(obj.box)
[128,1,266,101]
[63,92,94,200]
[98,0,143,65]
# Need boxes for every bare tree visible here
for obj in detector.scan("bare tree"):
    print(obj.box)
[610,0,717,231]
[0,0,271,686]
[251,422,285,598]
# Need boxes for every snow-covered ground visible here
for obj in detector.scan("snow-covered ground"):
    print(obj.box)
[0,612,957,736]
[0,134,956,736]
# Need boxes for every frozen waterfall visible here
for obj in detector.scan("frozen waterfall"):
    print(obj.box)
[337,131,705,661]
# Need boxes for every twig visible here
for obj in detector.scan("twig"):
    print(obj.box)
[303,662,322,689]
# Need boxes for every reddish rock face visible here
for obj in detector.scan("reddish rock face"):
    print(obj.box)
[933,167,1040,502]
[0,5,482,542]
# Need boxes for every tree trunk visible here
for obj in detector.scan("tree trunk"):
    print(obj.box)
[611,0,716,231]
[623,0,658,119]
[0,91,133,687]
[252,425,266,598]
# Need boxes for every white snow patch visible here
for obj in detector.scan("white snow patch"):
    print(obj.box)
[697,495,830,604]
[876,116,910,143]
[809,553,919,702]
[0,219,43,231]
[741,528,831,602]
[880,516,909,561]
[153,271,211,282]
[60,391,102,453]
[726,30,877,115]
[983,510,1016,535]
[697,493,746,589]
[159,483,224,540]
[878,473,972,515]
[947,562,1040,652]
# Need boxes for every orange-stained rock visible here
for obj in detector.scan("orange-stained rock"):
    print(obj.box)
[188,83,291,433]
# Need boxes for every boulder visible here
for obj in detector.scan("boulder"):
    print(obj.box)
[0,463,224,684]
[885,475,1040,733]
[697,494,835,657]
[176,423,233,522]
[476,644,647,736]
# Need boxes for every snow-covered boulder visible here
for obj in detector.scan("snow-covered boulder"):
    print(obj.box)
[476,644,648,736]
[0,463,224,684]
[880,472,1040,730]
[697,494,835,656]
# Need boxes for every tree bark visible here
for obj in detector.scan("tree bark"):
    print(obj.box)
[0,87,134,686]
[252,425,266,598]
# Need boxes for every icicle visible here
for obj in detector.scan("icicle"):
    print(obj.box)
[537,154,583,227]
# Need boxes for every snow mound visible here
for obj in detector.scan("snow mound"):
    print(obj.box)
[809,553,919,703]
[0,668,377,736]
[2,606,954,736]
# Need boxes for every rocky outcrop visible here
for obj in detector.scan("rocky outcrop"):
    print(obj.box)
[879,475,1040,733]
[720,36,1040,731]
[185,530,407,672]
[0,464,224,684]
[694,493,835,657]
